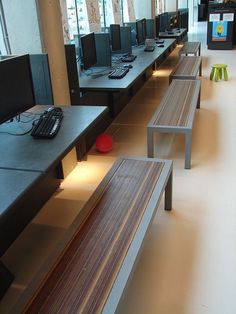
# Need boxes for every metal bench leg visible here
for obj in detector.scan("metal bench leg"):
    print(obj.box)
[165,170,172,211]
[185,131,192,169]
[147,128,154,158]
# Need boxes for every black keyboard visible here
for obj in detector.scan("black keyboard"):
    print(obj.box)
[31,107,63,138]
[108,67,129,79]
[144,46,155,52]
[121,55,136,62]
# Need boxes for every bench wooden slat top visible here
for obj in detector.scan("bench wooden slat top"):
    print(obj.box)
[170,56,202,79]
[23,157,172,314]
[180,42,200,55]
[148,80,201,129]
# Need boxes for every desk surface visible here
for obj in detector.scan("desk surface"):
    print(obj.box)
[0,105,108,173]
[79,39,176,92]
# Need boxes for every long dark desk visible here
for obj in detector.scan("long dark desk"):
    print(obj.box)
[79,39,176,117]
[0,105,108,297]
[159,28,188,44]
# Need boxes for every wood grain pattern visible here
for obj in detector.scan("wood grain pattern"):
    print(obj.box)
[24,158,164,314]
[180,42,200,55]
[152,80,199,127]
[171,56,201,77]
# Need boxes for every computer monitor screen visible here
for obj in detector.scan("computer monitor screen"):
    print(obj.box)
[0,54,35,124]
[141,18,147,39]
[136,18,146,45]
[80,32,97,70]
[110,24,121,51]
[155,15,160,37]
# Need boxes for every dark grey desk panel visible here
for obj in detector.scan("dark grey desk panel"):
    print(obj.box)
[0,167,61,257]
[79,39,176,92]
[159,28,187,39]
[0,105,108,172]
[0,169,40,216]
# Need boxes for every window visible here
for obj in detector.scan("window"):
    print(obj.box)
[156,0,165,14]
[122,0,136,23]
[0,2,10,55]
[122,0,129,23]
[66,0,90,42]
[0,22,6,55]
[98,0,114,28]
[77,0,90,34]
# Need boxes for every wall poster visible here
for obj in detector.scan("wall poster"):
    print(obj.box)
[212,21,228,41]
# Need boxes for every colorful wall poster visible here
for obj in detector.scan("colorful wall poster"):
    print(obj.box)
[212,21,228,41]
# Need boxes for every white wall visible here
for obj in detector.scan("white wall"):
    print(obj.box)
[2,0,42,54]
[166,1,177,12]
[178,0,188,9]
[133,0,151,19]
[188,0,194,26]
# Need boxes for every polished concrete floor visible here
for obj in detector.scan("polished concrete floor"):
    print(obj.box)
[1,22,236,313]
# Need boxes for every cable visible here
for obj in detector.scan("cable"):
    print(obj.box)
[16,113,40,124]
[0,125,33,136]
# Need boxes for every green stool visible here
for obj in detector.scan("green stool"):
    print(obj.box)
[210,64,228,82]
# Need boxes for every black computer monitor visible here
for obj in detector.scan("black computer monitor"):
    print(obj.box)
[80,32,97,70]
[0,54,35,124]
[155,15,160,37]
[110,24,121,51]
[136,18,147,45]
[141,18,147,39]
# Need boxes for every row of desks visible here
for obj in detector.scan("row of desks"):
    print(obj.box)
[80,38,176,92]
[79,39,177,117]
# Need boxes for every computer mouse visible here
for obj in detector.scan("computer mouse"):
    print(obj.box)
[123,64,133,69]
[158,44,164,48]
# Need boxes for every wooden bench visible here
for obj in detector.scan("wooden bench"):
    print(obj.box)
[169,56,202,83]
[180,41,201,56]
[147,79,201,169]
[18,157,173,314]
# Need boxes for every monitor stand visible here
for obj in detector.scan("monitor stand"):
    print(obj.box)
[155,38,164,44]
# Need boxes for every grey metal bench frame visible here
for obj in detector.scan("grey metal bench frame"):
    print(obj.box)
[169,56,202,84]
[180,41,201,56]
[12,157,173,314]
[147,80,201,169]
